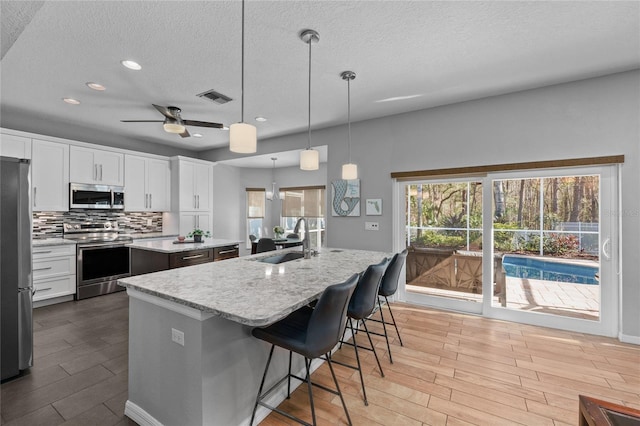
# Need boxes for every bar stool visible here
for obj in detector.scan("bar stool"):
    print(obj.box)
[368,249,407,363]
[250,274,359,426]
[256,238,277,253]
[335,259,388,406]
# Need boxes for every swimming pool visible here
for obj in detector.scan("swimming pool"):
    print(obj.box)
[502,255,599,285]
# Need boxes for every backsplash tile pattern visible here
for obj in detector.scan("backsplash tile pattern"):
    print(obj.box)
[33,211,163,238]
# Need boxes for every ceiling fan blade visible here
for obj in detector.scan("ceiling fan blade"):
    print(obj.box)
[121,120,164,123]
[179,128,191,138]
[152,104,177,119]
[183,119,224,129]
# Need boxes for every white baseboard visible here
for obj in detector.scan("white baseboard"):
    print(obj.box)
[618,332,640,345]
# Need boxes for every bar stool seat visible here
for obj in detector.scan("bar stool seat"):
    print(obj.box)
[250,274,359,426]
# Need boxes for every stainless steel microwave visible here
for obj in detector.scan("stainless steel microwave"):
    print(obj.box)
[69,183,124,210]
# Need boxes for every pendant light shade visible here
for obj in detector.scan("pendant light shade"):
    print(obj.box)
[299,29,319,171]
[230,0,257,153]
[229,122,257,153]
[342,163,358,180]
[300,149,320,171]
[266,157,281,201]
[340,70,358,180]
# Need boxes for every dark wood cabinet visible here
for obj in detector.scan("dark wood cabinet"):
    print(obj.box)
[169,249,214,269]
[213,245,239,261]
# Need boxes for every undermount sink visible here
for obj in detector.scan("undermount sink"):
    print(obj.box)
[258,252,305,264]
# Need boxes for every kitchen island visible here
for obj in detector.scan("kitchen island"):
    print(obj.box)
[117,247,390,426]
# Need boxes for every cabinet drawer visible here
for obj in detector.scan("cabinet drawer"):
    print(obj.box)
[169,249,214,269]
[33,275,76,301]
[214,245,239,261]
[33,244,76,259]
[33,256,76,280]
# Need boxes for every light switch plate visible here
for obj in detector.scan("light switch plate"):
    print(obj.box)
[365,222,379,231]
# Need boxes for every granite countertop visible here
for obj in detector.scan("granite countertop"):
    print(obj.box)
[127,238,241,253]
[32,238,77,247]
[118,247,391,326]
[129,232,177,240]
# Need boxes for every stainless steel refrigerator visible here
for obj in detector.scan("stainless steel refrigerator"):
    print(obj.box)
[1,156,33,381]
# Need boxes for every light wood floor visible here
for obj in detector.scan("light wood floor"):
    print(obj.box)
[2,292,639,426]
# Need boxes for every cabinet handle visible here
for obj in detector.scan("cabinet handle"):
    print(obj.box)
[33,250,52,254]
[218,249,237,255]
[145,194,148,208]
[182,254,204,260]
[194,195,197,209]
[94,164,97,181]
[34,266,52,271]
[149,194,152,209]
[35,287,52,293]
[99,164,103,181]
[33,187,37,207]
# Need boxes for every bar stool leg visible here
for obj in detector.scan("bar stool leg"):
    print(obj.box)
[361,320,384,378]
[326,353,352,425]
[349,317,368,406]
[377,297,393,364]
[250,345,275,426]
[385,295,403,346]
[287,350,293,398]
[304,358,317,425]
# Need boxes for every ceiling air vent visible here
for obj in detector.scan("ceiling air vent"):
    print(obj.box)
[196,89,232,105]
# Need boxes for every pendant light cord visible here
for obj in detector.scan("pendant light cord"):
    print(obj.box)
[347,77,352,163]
[307,37,312,150]
[240,0,245,123]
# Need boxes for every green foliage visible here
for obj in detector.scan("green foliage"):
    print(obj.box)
[493,223,520,251]
[187,229,211,238]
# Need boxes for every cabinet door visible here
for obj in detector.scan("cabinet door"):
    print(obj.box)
[179,161,196,210]
[194,163,211,211]
[0,134,31,159]
[179,213,197,236]
[146,158,170,211]
[124,155,147,211]
[32,139,69,211]
[95,150,124,186]
[196,213,212,234]
[69,146,97,183]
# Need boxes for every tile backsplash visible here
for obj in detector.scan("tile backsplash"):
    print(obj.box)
[33,211,163,238]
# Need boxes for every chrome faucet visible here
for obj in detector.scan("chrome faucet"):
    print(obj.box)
[293,217,313,259]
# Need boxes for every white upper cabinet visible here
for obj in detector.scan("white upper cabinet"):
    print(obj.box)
[32,139,69,211]
[124,154,170,212]
[70,146,124,186]
[177,159,211,211]
[0,134,31,159]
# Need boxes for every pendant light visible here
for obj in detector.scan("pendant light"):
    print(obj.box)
[266,157,282,201]
[229,0,257,153]
[299,29,320,171]
[340,70,358,180]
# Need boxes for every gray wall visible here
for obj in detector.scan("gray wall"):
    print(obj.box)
[201,70,640,340]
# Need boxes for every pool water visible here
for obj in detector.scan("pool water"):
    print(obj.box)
[502,255,599,285]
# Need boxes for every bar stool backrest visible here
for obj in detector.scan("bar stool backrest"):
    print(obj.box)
[306,273,359,357]
[379,249,408,297]
[348,259,389,319]
[256,238,277,253]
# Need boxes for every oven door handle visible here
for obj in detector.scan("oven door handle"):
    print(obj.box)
[78,242,130,249]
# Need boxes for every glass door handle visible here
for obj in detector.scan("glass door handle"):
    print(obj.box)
[602,237,611,260]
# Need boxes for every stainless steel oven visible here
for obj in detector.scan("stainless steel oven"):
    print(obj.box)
[64,222,132,300]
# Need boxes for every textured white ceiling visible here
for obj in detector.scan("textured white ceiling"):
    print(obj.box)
[1,1,638,157]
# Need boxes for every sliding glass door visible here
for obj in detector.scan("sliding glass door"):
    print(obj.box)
[395,165,619,336]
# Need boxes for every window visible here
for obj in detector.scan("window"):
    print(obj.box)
[281,186,325,249]
[246,188,265,247]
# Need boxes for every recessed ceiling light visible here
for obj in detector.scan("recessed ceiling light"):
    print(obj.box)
[62,98,80,105]
[255,116,267,122]
[375,94,422,103]
[192,133,203,138]
[86,82,106,91]
[121,60,142,70]
[221,126,229,131]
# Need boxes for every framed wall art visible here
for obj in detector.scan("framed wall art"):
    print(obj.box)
[365,198,382,215]
[331,179,360,216]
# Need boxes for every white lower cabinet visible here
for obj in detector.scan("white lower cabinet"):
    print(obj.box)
[32,244,76,302]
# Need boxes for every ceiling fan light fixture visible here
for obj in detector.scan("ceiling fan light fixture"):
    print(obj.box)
[163,118,185,134]
[300,148,319,171]
[229,122,257,153]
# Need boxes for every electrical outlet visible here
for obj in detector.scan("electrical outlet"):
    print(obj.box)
[171,328,185,346]
[365,222,379,231]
